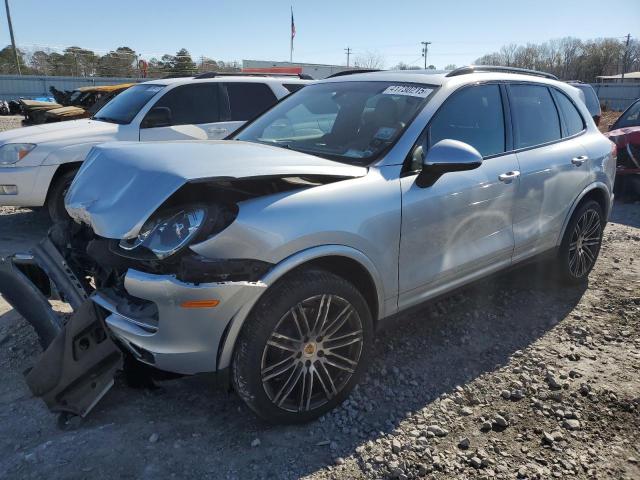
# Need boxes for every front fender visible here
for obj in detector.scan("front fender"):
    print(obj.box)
[216,244,385,370]
[41,142,102,166]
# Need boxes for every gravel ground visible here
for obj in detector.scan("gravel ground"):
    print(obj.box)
[1,114,639,480]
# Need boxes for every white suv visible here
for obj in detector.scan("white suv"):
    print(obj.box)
[0,74,310,220]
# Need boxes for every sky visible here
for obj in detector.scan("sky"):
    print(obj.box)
[3,0,639,69]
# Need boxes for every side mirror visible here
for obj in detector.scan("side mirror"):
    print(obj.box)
[141,107,172,129]
[415,139,483,188]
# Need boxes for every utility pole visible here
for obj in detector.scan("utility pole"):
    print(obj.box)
[621,33,631,81]
[421,41,432,70]
[345,47,352,67]
[4,0,21,75]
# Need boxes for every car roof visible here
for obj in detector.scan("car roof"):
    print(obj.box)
[317,69,572,90]
[138,76,312,86]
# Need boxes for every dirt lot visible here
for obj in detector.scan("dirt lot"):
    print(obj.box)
[1,116,639,480]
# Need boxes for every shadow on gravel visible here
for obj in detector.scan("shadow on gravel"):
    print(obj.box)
[0,207,50,257]
[609,200,640,229]
[23,261,586,479]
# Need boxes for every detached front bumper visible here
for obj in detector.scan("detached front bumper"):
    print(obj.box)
[92,269,267,375]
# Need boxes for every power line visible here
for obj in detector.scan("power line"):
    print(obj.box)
[344,47,352,67]
[4,0,21,75]
[421,41,432,69]
[621,33,631,80]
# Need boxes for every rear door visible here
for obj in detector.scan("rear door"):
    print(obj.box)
[139,83,222,141]
[509,83,590,261]
[216,82,280,137]
[398,83,520,309]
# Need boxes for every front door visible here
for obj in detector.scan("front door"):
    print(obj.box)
[139,83,223,141]
[398,83,519,310]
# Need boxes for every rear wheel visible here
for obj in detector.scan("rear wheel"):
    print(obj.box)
[557,200,604,283]
[232,268,373,424]
[47,168,78,222]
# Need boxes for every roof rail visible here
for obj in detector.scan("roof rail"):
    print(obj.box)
[445,65,558,80]
[161,73,194,79]
[327,69,381,78]
[193,71,314,80]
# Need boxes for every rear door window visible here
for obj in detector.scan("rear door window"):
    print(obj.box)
[150,84,219,126]
[224,83,278,121]
[509,85,561,149]
[553,90,585,137]
[429,84,505,157]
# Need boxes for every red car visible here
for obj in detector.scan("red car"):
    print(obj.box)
[605,126,640,199]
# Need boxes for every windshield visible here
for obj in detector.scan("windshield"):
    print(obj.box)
[234,81,435,164]
[614,101,640,129]
[93,84,165,124]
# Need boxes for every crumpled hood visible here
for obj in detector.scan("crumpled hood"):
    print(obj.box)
[0,119,119,146]
[65,140,367,239]
[20,100,62,110]
[46,106,87,118]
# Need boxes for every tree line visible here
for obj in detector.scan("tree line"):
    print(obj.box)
[0,37,637,82]
[0,45,241,77]
[474,37,639,82]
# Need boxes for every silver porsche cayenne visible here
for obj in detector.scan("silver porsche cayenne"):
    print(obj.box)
[2,66,616,423]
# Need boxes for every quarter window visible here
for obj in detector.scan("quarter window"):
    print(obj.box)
[225,83,278,121]
[283,83,306,93]
[150,84,219,126]
[510,85,561,149]
[429,84,505,157]
[554,91,585,137]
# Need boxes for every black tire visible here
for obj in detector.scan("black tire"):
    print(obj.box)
[557,199,605,284]
[47,169,78,222]
[232,268,373,424]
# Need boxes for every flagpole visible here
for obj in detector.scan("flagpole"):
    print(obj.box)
[290,7,293,63]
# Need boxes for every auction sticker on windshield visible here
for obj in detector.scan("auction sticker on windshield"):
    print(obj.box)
[382,85,433,98]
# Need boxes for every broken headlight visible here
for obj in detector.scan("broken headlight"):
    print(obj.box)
[119,206,206,260]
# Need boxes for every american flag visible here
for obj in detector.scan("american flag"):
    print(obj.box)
[291,7,296,40]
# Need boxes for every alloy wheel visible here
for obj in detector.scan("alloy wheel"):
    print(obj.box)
[260,294,363,413]
[568,208,602,278]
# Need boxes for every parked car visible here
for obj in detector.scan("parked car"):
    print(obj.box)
[0,66,615,424]
[567,81,601,126]
[0,74,310,220]
[608,97,640,131]
[43,83,136,123]
[605,125,640,199]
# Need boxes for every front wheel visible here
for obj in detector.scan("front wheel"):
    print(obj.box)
[557,200,605,283]
[232,268,373,424]
[47,168,78,222]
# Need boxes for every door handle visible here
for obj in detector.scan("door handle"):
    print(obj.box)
[498,170,521,183]
[571,155,588,166]
[208,127,228,134]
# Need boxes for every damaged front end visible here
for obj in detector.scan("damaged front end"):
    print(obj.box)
[0,141,366,418]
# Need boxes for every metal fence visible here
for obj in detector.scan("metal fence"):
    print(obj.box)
[0,75,145,101]
[590,83,640,111]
